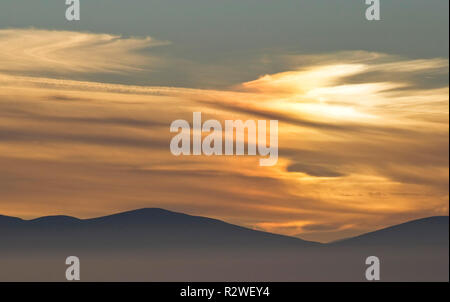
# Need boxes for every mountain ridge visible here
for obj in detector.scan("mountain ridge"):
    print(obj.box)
[333,215,449,247]
[0,208,448,246]
[0,209,448,281]
[0,208,320,249]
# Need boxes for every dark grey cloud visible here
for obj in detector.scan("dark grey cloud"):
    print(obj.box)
[4,109,168,129]
[286,163,345,177]
[0,127,169,150]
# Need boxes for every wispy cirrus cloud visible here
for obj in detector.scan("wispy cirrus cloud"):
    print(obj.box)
[0,28,168,75]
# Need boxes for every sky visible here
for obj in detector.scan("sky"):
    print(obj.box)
[0,1,448,242]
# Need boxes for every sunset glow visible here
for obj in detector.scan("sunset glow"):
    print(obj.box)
[0,28,448,243]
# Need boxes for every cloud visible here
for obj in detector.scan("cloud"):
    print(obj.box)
[0,39,448,243]
[0,28,168,75]
[241,64,368,94]
[301,222,345,232]
[286,163,345,177]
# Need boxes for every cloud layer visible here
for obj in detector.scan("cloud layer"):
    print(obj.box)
[0,29,448,242]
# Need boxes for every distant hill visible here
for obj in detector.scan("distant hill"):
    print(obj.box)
[1,210,448,250]
[0,208,319,251]
[0,209,448,281]
[334,216,449,247]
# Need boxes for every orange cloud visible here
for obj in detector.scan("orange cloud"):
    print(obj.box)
[0,30,447,242]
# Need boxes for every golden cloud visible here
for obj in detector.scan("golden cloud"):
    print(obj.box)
[0,28,168,74]
[0,29,448,242]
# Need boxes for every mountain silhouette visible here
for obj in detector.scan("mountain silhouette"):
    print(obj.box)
[1,209,448,249]
[0,209,448,281]
[0,208,319,251]
[334,216,449,247]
